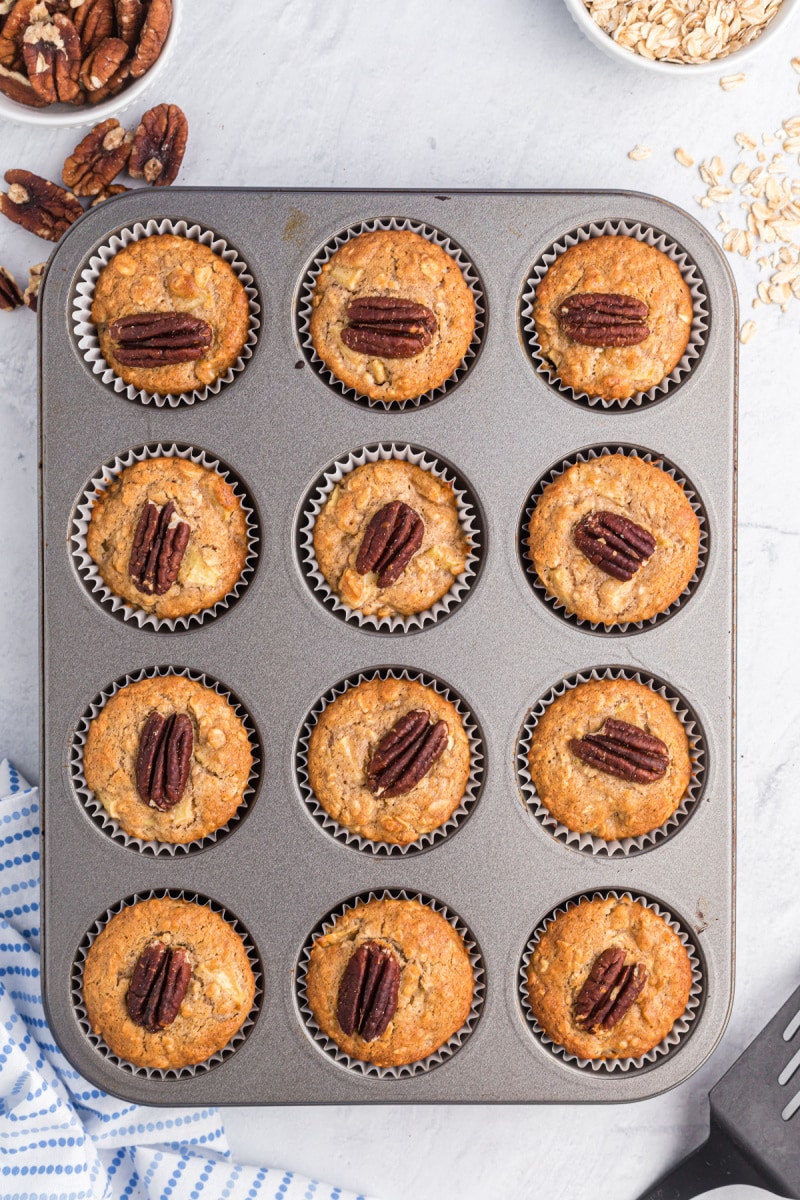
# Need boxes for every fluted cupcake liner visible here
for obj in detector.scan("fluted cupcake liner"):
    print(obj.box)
[70,666,262,857]
[72,888,262,1081]
[516,666,707,857]
[519,890,703,1073]
[72,217,261,408]
[298,441,484,634]
[295,888,485,1079]
[296,215,486,411]
[296,667,485,857]
[519,218,709,410]
[70,441,260,632]
[518,444,709,634]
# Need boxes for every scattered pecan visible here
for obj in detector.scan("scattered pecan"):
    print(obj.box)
[89,182,128,206]
[574,947,647,1032]
[573,510,656,581]
[72,0,113,54]
[114,0,142,46]
[78,34,126,97]
[63,118,132,196]
[355,500,424,588]
[570,718,669,784]
[127,941,192,1032]
[341,295,437,358]
[558,292,650,347]
[0,0,42,69]
[129,0,170,78]
[128,102,187,186]
[0,60,47,104]
[135,709,193,809]
[0,170,82,240]
[0,266,23,310]
[337,940,401,1041]
[23,261,45,310]
[23,12,82,104]
[128,498,191,593]
[110,311,212,366]
[367,709,448,798]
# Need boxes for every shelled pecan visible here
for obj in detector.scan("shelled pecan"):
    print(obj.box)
[127,940,192,1031]
[570,718,669,784]
[0,266,23,309]
[355,500,424,588]
[135,709,193,809]
[574,947,647,1032]
[341,295,437,358]
[367,710,448,798]
[0,169,82,240]
[337,940,401,1041]
[573,510,656,581]
[62,117,132,195]
[128,101,187,186]
[558,293,650,347]
[128,498,191,593]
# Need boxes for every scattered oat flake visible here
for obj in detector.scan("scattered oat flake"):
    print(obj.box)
[720,73,746,91]
[792,58,800,73]
[736,132,758,151]
[675,148,695,167]
[628,145,651,160]
[740,320,757,344]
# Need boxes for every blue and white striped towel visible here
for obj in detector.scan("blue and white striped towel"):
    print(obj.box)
[0,758,370,1200]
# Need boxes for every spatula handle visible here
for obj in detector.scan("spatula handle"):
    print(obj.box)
[635,1118,794,1200]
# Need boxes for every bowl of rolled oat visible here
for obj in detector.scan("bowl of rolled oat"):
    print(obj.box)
[563,0,797,74]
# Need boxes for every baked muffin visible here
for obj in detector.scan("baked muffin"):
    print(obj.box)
[83,896,256,1070]
[526,895,693,1060]
[313,459,469,620]
[527,454,700,625]
[532,235,693,401]
[91,234,250,396]
[305,897,474,1067]
[83,674,254,844]
[307,676,471,845]
[86,456,250,620]
[527,677,691,841]
[309,229,475,402]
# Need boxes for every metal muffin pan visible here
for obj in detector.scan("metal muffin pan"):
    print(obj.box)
[39,188,736,1104]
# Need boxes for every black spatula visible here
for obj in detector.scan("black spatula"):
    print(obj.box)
[637,982,800,1200]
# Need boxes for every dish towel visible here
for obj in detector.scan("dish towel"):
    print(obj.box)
[0,758,370,1200]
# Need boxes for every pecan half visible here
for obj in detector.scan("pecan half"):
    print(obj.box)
[0,266,23,310]
[89,182,128,206]
[0,0,43,69]
[558,292,650,347]
[127,941,192,1031]
[114,0,143,46]
[574,947,648,1032]
[72,0,113,54]
[367,710,448,798]
[110,311,212,367]
[79,34,126,97]
[0,170,82,240]
[128,498,191,594]
[0,61,47,104]
[128,101,187,186]
[337,940,401,1041]
[23,12,82,103]
[135,709,193,809]
[341,295,437,359]
[570,718,669,784]
[23,261,45,310]
[129,0,170,78]
[63,118,132,196]
[573,510,656,582]
[355,500,424,588]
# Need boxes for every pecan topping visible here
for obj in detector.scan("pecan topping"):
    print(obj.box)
[574,947,647,1032]
[337,940,401,1041]
[109,311,212,366]
[72,0,113,54]
[78,34,126,97]
[114,0,143,46]
[0,265,23,310]
[341,295,437,359]
[0,170,82,240]
[129,101,187,186]
[135,709,193,809]
[355,500,424,588]
[0,61,47,104]
[63,117,132,196]
[128,499,190,594]
[128,0,170,78]
[127,941,192,1031]
[23,261,45,310]
[570,718,669,784]
[367,709,448,798]
[573,510,656,581]
[23,12,82,103]
[558,293,650,347]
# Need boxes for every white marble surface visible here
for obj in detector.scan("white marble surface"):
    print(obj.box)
[2,2,800,1197]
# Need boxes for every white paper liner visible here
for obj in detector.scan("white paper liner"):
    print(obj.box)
[72,217,261,408]
[519,219,709,409]
[71,441,260,632]
[295,889,485,1079]
[295,216,486,411]
[72,888,262,1081]
[296,667,485,857]
[519,890,703,1073]
[298,442,484,634]
[519,444,708,634]
[516,667,707,856]
[70,666,262,856]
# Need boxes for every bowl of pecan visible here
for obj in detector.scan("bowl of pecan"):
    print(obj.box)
[0,0,180,126]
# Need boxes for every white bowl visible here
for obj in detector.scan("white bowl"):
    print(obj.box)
[562,0,800,75]
[0,0,181,127]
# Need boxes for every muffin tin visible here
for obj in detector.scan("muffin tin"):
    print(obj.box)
[39,188,736,1104]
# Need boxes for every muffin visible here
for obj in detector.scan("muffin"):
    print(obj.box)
[91,234,250,396]
[83,896,256,1070]
[313,459,469,619]
[309,229,476,402]
[526,677,692,841]
[86,456,250,620]
[305,897,474,1067]
[532,235,693,401]
[526,895,693,1060]
[527,453,700,625]
[307,676,471,845]
[83,674,254,845]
